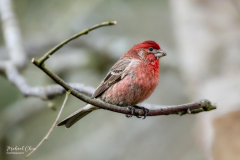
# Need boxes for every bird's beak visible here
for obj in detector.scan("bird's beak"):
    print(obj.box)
[155,49,167,59]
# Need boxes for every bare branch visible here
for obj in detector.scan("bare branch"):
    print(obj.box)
[31,21,216,117]
[33,59,217,116]
[2,61,94,99]
[0,0,26,69]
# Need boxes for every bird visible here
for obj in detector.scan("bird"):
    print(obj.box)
[57,40,166,128]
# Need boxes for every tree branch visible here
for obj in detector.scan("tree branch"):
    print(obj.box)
[32,59,217,116]
[0,0,26,69]
[32,21,216,117]
[2,61,94,99]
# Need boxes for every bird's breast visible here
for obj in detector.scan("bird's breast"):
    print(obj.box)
[100,61,159,106]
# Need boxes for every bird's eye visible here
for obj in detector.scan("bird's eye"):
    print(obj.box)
[149,47,153,51]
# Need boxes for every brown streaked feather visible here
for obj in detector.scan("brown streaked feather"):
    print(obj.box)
[91,59,132,98]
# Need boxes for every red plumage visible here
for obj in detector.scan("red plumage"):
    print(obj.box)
[58,40,166,128]
[132,40,161,50]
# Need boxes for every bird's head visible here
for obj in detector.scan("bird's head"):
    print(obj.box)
[123,40,167,62]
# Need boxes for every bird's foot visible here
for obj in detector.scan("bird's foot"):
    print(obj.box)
[125,106,136,118]
[125,106,149,119]
[133,105,149,119]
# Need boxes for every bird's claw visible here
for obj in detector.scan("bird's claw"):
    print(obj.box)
[142,108,149,119]
[135,106,149,119]
[125,106,135,118]
[125,106,149,119]
[125,114,132,118]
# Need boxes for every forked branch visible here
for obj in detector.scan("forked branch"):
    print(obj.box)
[32,21,216,118]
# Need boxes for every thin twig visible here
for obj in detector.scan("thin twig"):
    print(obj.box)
[35,21,117,66]
[26,90,71,157]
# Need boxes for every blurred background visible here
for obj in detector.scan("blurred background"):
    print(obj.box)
[0,0,240,160]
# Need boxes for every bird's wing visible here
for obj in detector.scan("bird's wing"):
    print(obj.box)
[91,59,132,98]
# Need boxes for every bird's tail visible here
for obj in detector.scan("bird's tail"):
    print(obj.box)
[57,104,99,128]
